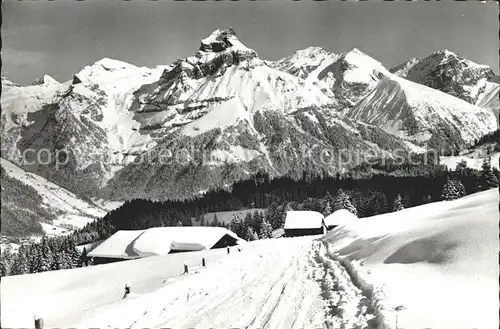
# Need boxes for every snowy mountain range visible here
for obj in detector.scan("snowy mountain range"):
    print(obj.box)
[1,28,498,238]
[390,49,500,123]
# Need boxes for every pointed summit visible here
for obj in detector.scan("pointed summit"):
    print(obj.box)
[431,49,456,57]
[1,74,20,87]
[31,74,59,86]
[199,28,253,54]
[72,57,141,84]
[392,49,495,104]
[269,47,337,80]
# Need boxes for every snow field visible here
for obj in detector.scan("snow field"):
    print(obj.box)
[1,246,242,329]
[3,190,497,329]
[322,188,499,329]
[70,237,328,329]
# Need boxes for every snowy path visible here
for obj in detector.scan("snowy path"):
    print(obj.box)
[71,237,327,329]
[67,236,387,329]
[4,236,389,329]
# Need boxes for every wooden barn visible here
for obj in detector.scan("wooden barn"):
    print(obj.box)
[284,211,325,237]
[324,209,358,231]
[87,227,244,265]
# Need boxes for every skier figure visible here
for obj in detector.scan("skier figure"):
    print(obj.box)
[123,281,131,299]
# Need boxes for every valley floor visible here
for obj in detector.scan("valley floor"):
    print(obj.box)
[2,189,498,329]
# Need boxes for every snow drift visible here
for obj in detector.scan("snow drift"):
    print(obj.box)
[322,188,499,329]
[324,209,359,229]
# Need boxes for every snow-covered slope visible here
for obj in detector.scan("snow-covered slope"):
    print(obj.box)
[1,75,66,161]
[105,29,411,200]
[1,244,248,328]
[440,143,500,170]
[391,50,499,124]
[274,48,497,148]
[322,188,499,329]
[1,74,20,87]
[4,236,379,329]
[132,29,334,136]
[346,74,497,148]
[476,77,500,123]
[1,28,414,205]
[4,191,496,329]
[1,58,167,197]
[3,30,496,204]
[1,158,106,236]
[269,46,339,80]
[272,48,389,108]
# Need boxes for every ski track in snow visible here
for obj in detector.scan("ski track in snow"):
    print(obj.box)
[68,236,391,329]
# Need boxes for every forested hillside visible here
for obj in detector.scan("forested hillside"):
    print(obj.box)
[0,166,51,238]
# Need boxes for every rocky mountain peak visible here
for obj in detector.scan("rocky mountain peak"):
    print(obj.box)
[199,28,251,54]
[1,74,20,87]
[31,74,59,86]
[72,58,139,85]
[392,49,496,104]
[158,28,261,89]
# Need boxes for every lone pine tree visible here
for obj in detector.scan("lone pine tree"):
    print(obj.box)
[334,188,358,216]
[441,178,466,201]
[478,156,499,191]
[393,194,405,212]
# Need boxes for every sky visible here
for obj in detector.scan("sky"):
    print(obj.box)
[2,0,499,85]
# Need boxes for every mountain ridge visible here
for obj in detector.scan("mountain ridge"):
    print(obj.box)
[1,29,498,239]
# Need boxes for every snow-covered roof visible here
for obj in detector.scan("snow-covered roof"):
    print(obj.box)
[324,209,358,227]
[284,211,324,229]
[88,227,243,259]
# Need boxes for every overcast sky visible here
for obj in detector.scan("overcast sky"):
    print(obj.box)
[2,0,498,85]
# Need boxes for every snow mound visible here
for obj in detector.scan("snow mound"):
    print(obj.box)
[322,189,499,329]
[284,211,324,229]
[324,209,358,228]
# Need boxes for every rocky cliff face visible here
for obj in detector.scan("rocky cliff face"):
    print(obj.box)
[391,49,497,105]
[273,48,497,147]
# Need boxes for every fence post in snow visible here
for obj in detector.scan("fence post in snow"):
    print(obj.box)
[34,316,44,329]
[184,262,188,274]
[202,258,206,267]
[227,247,230,254]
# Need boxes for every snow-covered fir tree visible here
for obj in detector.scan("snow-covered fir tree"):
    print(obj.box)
[211,213,220,227]
[322,200,332,217]
[11,247,29,275]
[334,188,358,216]
[230,215,245,238]
[478,156,499,191]
[39,237,52,272]
[259,219,273,239]
[324,191,334,213]
[245,227,258,241]
[252,210,264,236]
[393,194,405,211]
[441,178,466,201]
[80,247,88,267]
[0,246,13,277]
[266,201,284,229]
[0,255,9,277]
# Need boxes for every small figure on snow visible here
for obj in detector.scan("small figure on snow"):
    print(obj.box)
[123,281,131,299]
